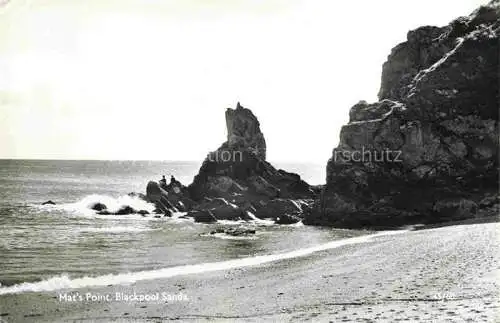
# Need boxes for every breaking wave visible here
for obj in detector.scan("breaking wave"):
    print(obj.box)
[0,230,406,295]
[58,194,156,215]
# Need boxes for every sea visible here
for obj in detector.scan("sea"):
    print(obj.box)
[0,159,369,295]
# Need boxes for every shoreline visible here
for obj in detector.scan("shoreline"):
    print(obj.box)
[417,215,500,231]
[1,222,498,322]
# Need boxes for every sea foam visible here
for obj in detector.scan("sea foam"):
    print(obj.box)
[60,194,156,215]
[0,230,406,295]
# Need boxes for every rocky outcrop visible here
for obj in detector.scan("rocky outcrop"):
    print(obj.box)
[146,181,179,214]
[207,227,256,237]
[89,202,107,211]
[188,210,217,223]
[143,102,316,224]
[161,176,197,211]
[193,198,253,221]
[255,199,302,219]
[145,178,197,216]
[254,198,312,224]
[95,205,152,216]
[186,102,316,220]
[226,102,267,160]
[305,1,500,228]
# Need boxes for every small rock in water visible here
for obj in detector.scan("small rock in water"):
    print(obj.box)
[96,206,140,216]
[42,200,56,205]
[90,202,107,211]
[228,228,256,236]
[209,228,225,235]
[209,227,256,237]
[115,206,136,215]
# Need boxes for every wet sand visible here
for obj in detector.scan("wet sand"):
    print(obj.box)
[1,222,499,322]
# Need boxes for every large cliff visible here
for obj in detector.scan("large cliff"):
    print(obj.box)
[305,1,500,228]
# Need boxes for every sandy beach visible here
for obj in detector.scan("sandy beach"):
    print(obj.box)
[1,222,498,322]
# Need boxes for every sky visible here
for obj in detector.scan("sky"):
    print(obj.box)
[0,0,488,163]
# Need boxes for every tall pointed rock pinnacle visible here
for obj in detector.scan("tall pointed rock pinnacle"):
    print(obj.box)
[225,102,267,160]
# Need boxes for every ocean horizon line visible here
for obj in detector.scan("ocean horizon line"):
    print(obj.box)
[0,158,325,165]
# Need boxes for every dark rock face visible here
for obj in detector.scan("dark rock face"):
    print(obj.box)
[226,102,267,160]
[208,204,245,221]
[146,176,196,215]
[275,213,301,225]
[254,199,312,224]
[162,176,196,211]
[187,102,315,217]
[189,210,217,223]
[194,198,250,221]
[195,197,230,210]
[378,26,450,101]
[305,2,500,228]
[255,199,302,219]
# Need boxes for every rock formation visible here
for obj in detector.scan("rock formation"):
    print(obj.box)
[187,102,316,222]
[207,227,256,237]
[144,102,317,223]
[304,1,499,228]
[141,3,499,227]
[188,210,217,223]
[226,102,267,160]
[146,178,195,215]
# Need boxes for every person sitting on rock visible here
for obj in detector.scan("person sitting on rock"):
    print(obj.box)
[159,175,167,189]
[169,175,182,194]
